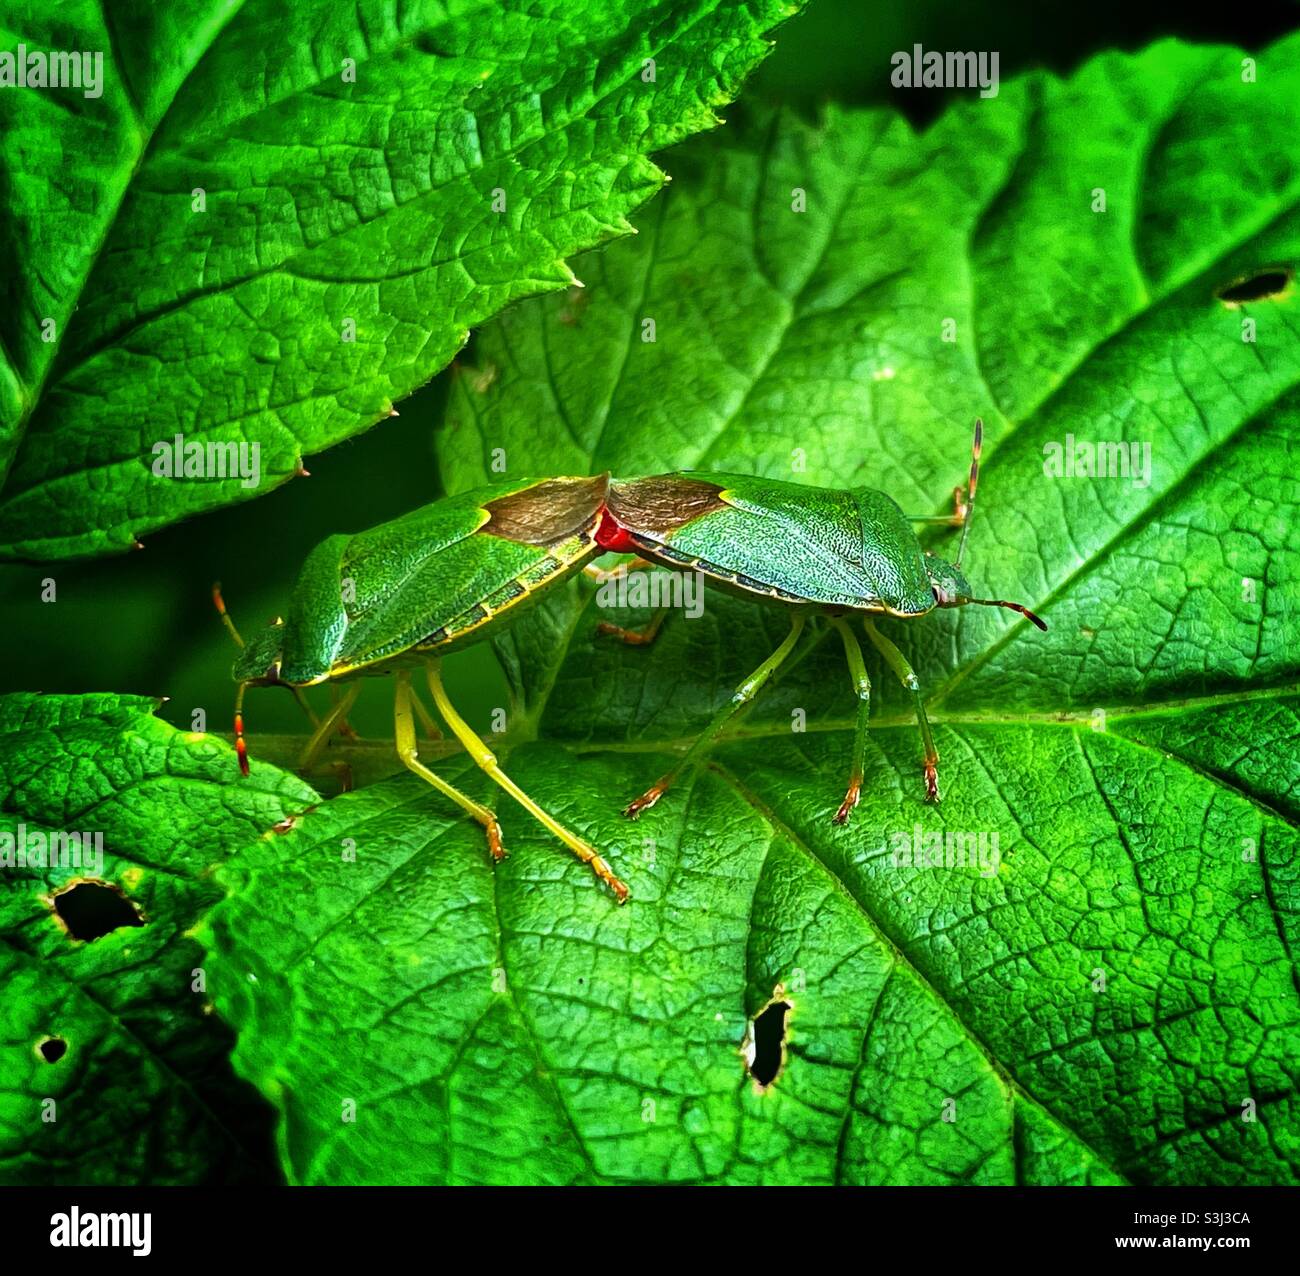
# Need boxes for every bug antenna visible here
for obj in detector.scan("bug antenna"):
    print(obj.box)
[213,582,245,648]
[955,418,981,569]
[234,682,250,776]
[966,596,1048,631]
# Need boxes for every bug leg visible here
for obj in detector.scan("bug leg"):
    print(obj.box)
[906,484,969,527]
[625,614,806,818]
[583,556,653,585]
[394,671,506,864]
[903,418,982,564]
[298,682,362,790]
[598,606,670,647]
[290,687,322,730]
[864,620,940,802]
[329,682,360,740]
[828,618,871,824]
[904,512,963,526]
[407,683,443,741]
[423,664,629,903]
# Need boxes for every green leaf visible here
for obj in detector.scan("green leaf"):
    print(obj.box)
[0,693,317,1184]
[206,38,1299,1185]
[0,0,798,561]
[202,762,1130,1185]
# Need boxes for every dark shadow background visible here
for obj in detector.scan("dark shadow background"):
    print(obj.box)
[2,0,1296,740]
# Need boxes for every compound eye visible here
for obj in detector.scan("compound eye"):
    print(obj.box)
[933,585,950,606]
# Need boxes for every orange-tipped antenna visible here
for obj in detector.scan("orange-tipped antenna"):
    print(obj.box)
[234,682,250,776]
[967,596,1047,631]
[213,582,245,648]
[955,418,982,568]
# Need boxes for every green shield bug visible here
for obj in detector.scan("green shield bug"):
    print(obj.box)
[216,474,631,902]
[593,420,1047,823]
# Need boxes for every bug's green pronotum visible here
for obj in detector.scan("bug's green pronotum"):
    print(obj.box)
[218,420,1045,902]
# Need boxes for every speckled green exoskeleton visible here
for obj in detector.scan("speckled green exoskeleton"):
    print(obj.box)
[593,420,1046,824]
[215,474,634,901]
[218,421,1044,904]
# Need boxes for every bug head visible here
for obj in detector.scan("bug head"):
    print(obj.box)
[924,553,1047,631]
[231,622,286,685]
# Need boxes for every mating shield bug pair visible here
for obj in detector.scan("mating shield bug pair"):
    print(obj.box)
[216,420,1045,902]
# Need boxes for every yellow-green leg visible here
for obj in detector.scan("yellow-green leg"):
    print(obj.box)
[626,613,807,819]
[291,687,321,728]
[424,664,629,902]
[864,619,939,801]
[296,682,362,791]
[328,682,360,740]
[828,617,871,824]
[407,684,443,741]
[394,670,505,862]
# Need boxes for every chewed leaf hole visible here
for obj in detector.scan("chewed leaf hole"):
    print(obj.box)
[38,1036,67,1063]
[1215,266,1293,307]
[743,998,792,1089]
[51,880,144,941]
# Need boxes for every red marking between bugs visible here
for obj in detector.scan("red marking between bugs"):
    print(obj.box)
[594,507,640,554]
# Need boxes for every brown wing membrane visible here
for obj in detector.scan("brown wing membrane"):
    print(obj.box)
[482,474,610,545]
[605,475,727,535]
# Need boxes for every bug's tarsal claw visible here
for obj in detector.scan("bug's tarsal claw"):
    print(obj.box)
[833,781,861,825]
[624,779,668,819]
[485,820,507,863]
[923,761,940,803]
[323,759,354,793]
[591,856,630,903]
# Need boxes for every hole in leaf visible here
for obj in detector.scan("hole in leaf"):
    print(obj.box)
[51,880,144,941]
[38,1036,67,1063]
[745,999,792,1089]
[1215,266,1293,306]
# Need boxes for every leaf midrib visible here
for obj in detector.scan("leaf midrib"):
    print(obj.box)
[244,678,1300,804]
